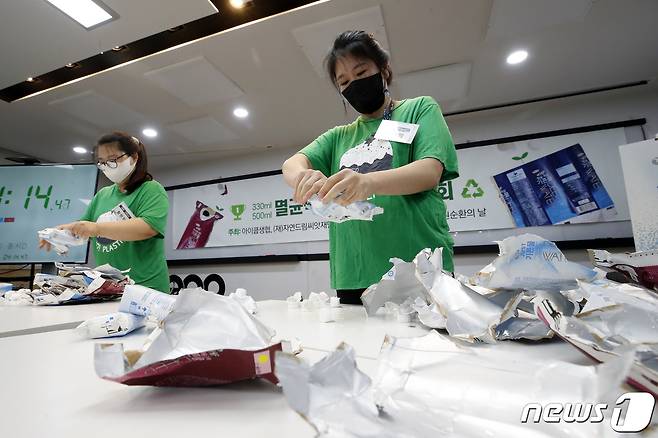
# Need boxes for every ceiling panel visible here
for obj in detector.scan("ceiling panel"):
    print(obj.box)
[144,56,244,107]
[168,116,239,148]
[0,0,218,89]
[292,5,389,78]
[486,0,593,40]
[48,90,144,128]
[397,63,472,107]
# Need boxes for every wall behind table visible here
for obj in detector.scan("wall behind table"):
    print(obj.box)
[157,86,658,298]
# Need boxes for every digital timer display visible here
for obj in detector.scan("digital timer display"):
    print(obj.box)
[0,185,71,210]
[0,164,98,263]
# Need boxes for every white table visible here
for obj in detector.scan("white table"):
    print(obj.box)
[0,299,649,438]
[257,300,429,358]
[256,301,594,365]
[0,328,321,438]
[0,301,119,337]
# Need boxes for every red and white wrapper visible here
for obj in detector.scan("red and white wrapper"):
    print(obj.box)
[95,288,281,387]
[96,343,282,386]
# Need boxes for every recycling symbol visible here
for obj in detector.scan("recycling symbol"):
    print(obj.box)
[461,179,484,198]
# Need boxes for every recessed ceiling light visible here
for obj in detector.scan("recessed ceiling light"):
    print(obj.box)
[26,77,35,82]
[112,45,127,52]
[229,0,248,9]
[73,146,87,154]
[506,50,528,65]
[142,128,158,138]
[45,0,114,29]
[233,107,249,118]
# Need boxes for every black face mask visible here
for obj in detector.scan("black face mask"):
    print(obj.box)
[341,71,386,115]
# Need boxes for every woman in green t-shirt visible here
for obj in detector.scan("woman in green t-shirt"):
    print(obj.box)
[40,132,170,293]
[282,31,459,304]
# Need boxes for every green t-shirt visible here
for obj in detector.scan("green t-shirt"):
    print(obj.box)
[81,180,170,293]
[300,96,459,290]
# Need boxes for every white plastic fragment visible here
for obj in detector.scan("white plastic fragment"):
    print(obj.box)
[37,228,87,255]
[286,291,303,309]
[317,305,334,323]
[118,284,176,322]
[228,287,257,314]
[308,194,383,223]
[75,312,146,339]
[3,289,34,306]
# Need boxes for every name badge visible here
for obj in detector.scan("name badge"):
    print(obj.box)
[374,120,419,144]
[110,202,135,221]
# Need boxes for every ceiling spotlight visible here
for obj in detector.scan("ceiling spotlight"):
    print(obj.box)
[229,0,253,9]
[506,50,528,65]
[65,62,81,68]
[26,77,36,82]
[73,146,88,154]
[142,128,158,138]
[233,107,249,118]
[112,45,127,52]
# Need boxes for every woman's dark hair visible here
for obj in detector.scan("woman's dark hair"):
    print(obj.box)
[96,131,152,194]
[325,30,392,88]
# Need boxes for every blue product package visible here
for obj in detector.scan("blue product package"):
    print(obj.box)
[566,144,614,209]
[493,174,527,227]
[527,158,575,224]
[505,168,550,226]
[548,148,598,215]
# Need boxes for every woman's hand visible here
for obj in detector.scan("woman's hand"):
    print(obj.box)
[318,169,374,206]
[38,239,52,252]
[294,169,328,204]
[59,221,99,239]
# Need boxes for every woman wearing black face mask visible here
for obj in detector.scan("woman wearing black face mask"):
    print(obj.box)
[282,31,459,304]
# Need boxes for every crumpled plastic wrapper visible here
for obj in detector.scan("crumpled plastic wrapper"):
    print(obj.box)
[308,194,383,223]
[362,248,548,343]
[494,316,554,341]
[382,298,417,323]
[428,269,522,344]
[276,331,632,438]
[37,227,87,255]
[1,264,131,306]
[473,234,602,291]
[411,297,446,329]
[228,287,257,314]
[361,248,441,317]
[2,289,35,306]
[0,282,12,296]
[589,248,658,291]
[75,312,146,339]
[55,262,129,282]
[118,284,176,322]
[535,289,658,396]
[95,288,282,387]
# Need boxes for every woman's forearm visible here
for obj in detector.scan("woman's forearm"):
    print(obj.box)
[282,154,312,188]
[96,218,158,241]
[367,158,444,196]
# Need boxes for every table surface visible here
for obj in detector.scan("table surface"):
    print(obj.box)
[0,299,650,437]
[0,301,119,337]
